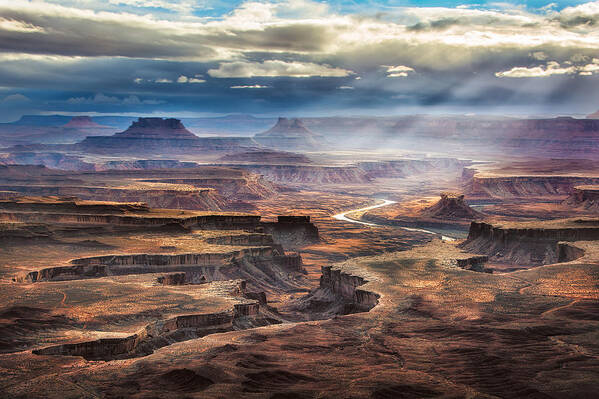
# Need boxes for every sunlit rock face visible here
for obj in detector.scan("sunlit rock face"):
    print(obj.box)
[461,219,599,265]
[254,117,325,151]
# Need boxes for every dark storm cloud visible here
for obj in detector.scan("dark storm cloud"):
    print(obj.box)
[1,0,599,120]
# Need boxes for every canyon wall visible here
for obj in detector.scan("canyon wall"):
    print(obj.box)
[467,175,599,199]
[0,184,226,211]
[228,164,370,184]
[261,216,319,247]
[319,266,379,312]
[32,309,243,361]
[461,220,599,265]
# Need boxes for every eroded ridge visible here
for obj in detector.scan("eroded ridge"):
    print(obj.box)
[32,284,274,361]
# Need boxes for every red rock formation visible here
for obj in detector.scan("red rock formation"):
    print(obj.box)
[421,192,483,220]
[460,219,599,265]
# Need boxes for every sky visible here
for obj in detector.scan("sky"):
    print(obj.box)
[1,0,599,121]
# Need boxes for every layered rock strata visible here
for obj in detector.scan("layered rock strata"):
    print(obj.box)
[461,219,599,265]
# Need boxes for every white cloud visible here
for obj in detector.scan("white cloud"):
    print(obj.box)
[495,59,599,78]
[0,18,44,33]
[384,65,415,78]
[558,1,599,26]
[208,60,353,78]
[3,0,599,83]
[337,86,354,89]
[154,78,173,83]
[495,62,576,78]
[230,85,270,89]
[177,75,205,83]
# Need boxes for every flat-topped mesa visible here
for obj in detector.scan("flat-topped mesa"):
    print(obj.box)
[421,192,483,220]
[63,116,105,129]
[114,117,197,139]
[460,219,599,265]
[77,117,258,154]
[254,117,325,151]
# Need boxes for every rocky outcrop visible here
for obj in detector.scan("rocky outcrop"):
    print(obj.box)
[291,264,380,320]
[460,220,599,265]
[156,272,189,285]
[243,291,267,305]
[557,242,586,263]
[254,118,325,151]
[421,193,483,220]
[564,186,599,212]
[455,255,490,272]
[318,266,379,312]
[33,305,269,361]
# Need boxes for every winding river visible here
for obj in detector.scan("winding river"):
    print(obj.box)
[332,199,455,241]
